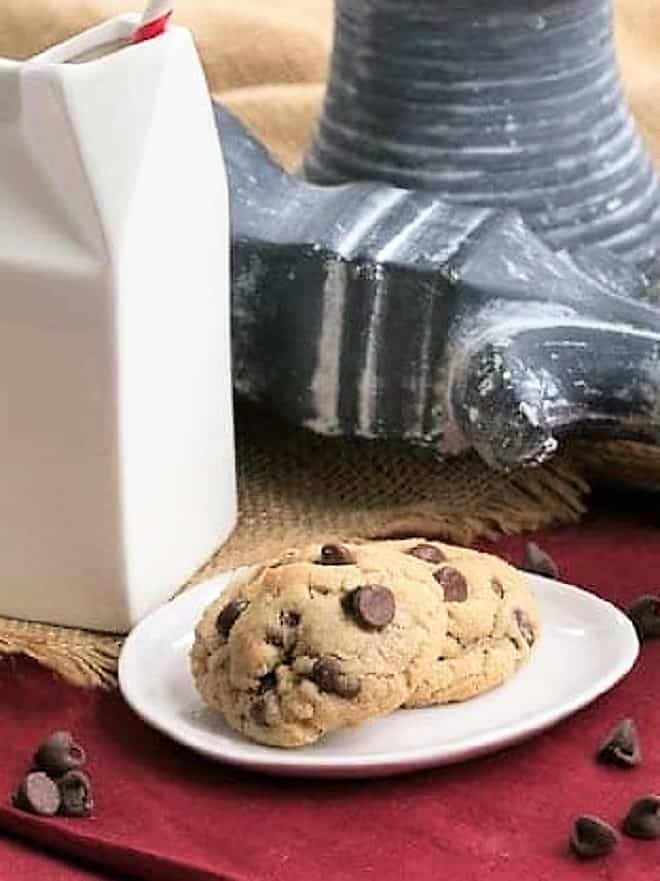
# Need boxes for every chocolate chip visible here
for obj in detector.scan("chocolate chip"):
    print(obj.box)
[570,815,619,859]
[57,770,93,818]
[279,610,301,627]
[250,699,269,726]
[491,578,505,598]
[250,693,280,727]
[626,595,660,640]
[13,772,61,816]
[623,795,660,839]
[319,543,355,565]
[216,599,249,637]
[311,656,361,698]
[597,718,641,768]
[265,631,284,648]
[521,542,559,579]
[33,731,86,777]
[346,585,396,629]
[408,543,446,564]
[514,609,536,646]
[257,670,277,694]
[433,567,468,602]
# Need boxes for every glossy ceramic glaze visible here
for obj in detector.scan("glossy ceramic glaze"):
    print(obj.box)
[218,0,660,465]
[305,0,660,258]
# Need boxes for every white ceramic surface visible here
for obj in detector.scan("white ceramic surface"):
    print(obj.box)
[0,15,236,631]
[119,569,639,779]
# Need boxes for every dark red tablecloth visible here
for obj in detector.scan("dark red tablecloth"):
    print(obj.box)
[2,491,660,881]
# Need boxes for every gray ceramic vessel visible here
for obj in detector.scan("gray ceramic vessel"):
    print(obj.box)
[217,0,660,467]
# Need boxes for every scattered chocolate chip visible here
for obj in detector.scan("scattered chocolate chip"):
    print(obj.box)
[514,609,536,646]
[491,578,505,598]
[347,585,396,629]
[433,567,468,602]
[570,815,619,859]
[597,718,641,768]
[626,595,660,640]
[311,656,361,698]
[623,796,660,839]
[280,610,301,627]
[33,731,86,777]
[521,541,559,579]
[57,770,93,818]
[216,599,249,638]
[340,591,354,616]
[13,771,61,816]
[319,543,355,566]
[408,543,446,564]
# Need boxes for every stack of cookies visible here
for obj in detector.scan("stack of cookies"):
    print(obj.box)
[190,540,540,747]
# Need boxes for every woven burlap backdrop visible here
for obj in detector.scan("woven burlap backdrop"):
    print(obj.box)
[1,0,659,687]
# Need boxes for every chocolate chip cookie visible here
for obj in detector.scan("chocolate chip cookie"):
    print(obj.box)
[190,539,540,747]
[190,542,449,747]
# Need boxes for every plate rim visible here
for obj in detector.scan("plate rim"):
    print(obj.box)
[118,571,640,777]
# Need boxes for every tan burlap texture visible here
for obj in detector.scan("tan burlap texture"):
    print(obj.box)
[0,0,659,688]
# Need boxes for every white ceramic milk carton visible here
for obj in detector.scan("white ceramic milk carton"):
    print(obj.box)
[0,14,236,631]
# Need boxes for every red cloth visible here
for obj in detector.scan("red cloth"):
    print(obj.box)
[2,835,118,881]
[2,492,660,881]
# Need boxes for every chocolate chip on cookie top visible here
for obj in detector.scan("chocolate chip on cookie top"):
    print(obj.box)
[319,543,356,565]
[250,700,268,726]
[215,598,249,637]
[433,567,468,602]
[248,672,280,725]
[514,608,535,646]
[344,585,396,629]
[250,693,280,727]
[490,578,505,598]
[311,657,361,698]
[408,543,446,564]
[279,610,301,627]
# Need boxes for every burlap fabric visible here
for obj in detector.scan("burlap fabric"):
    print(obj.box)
[0,0,657,687]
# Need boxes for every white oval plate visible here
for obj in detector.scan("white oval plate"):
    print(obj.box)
[119,569,639,778]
